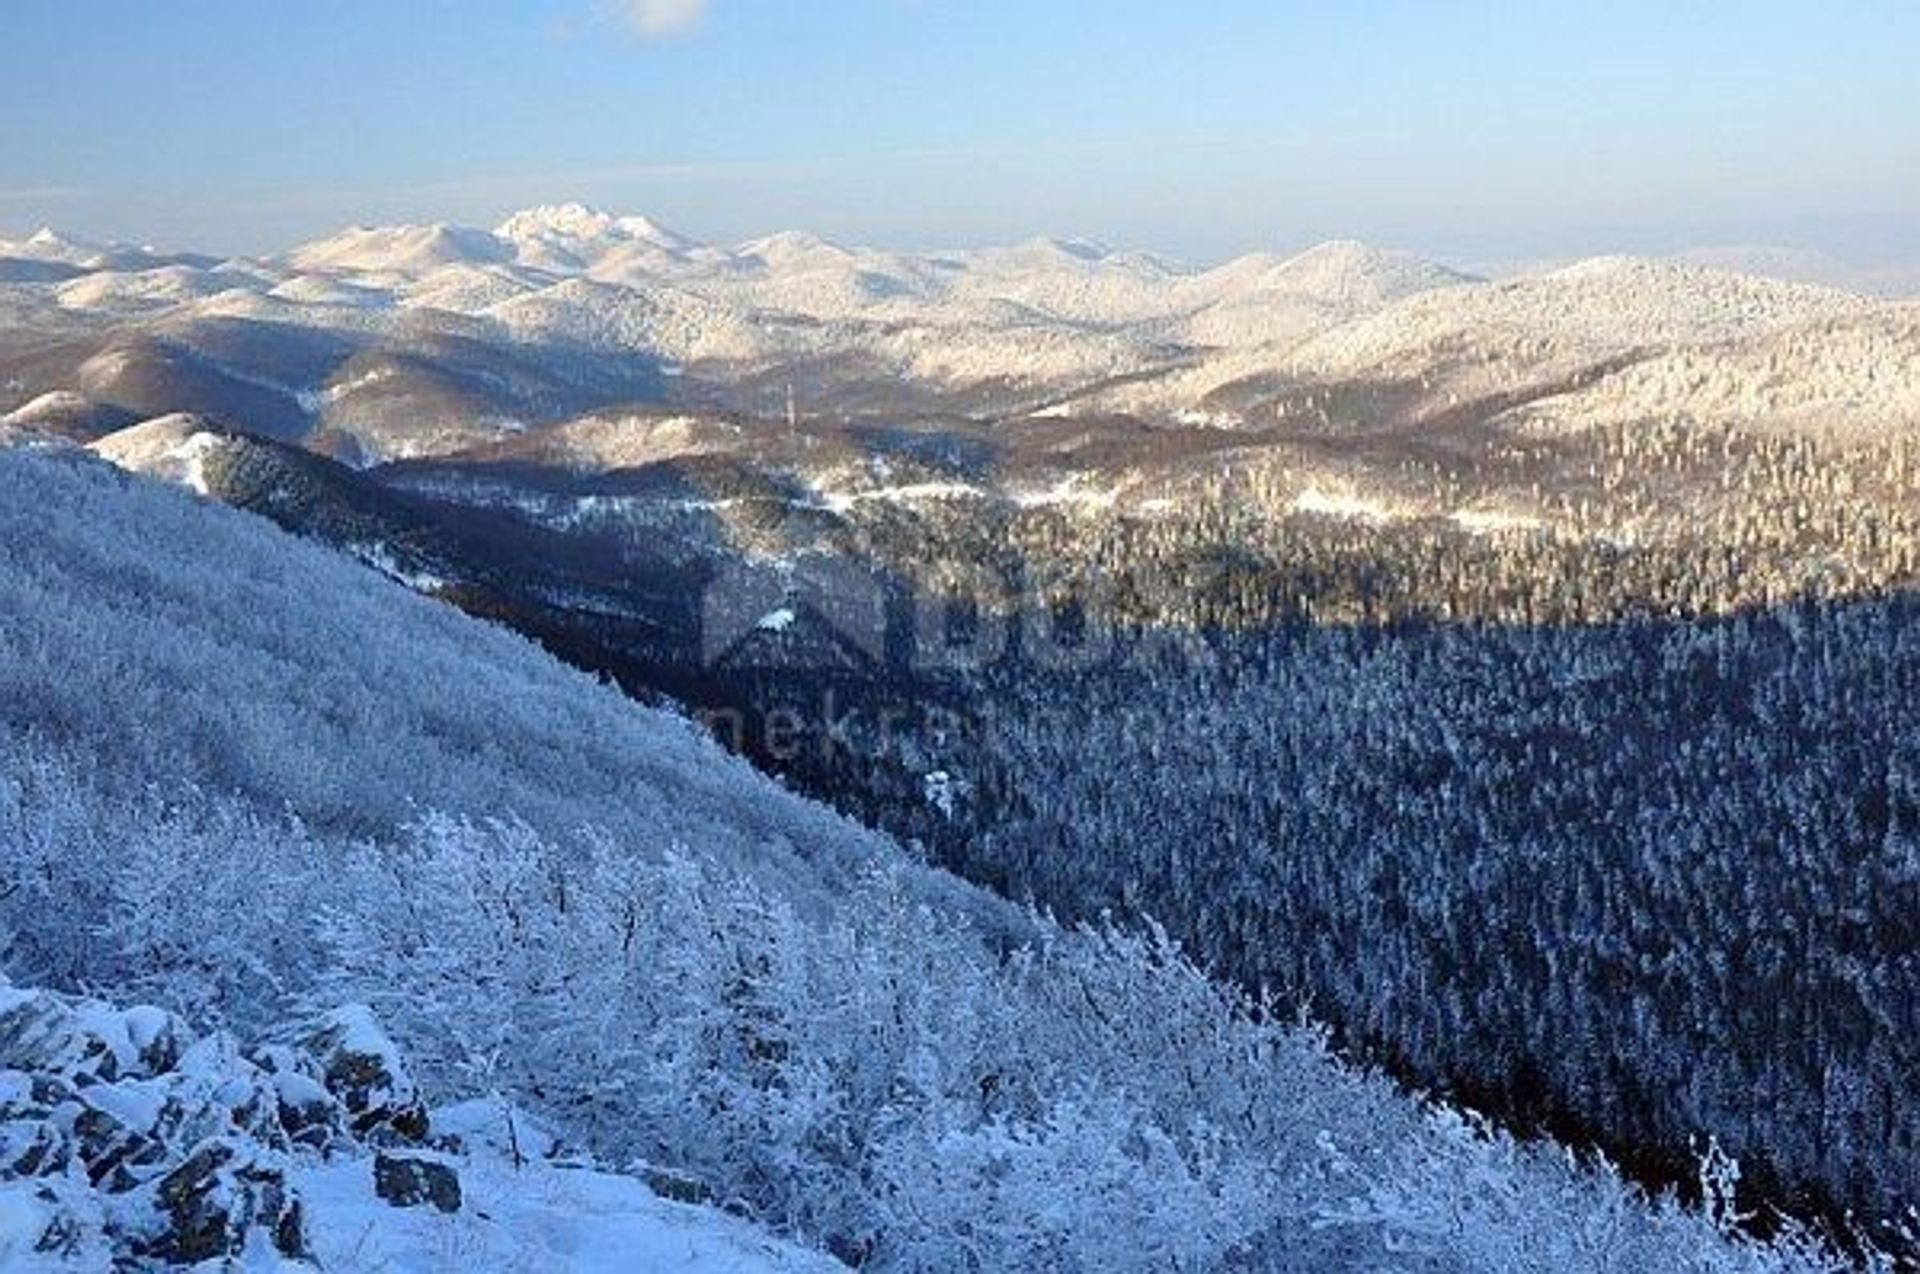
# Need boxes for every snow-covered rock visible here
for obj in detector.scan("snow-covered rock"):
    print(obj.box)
[0,982,829,1271]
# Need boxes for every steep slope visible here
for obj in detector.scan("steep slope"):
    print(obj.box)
[0,445,1854,1270]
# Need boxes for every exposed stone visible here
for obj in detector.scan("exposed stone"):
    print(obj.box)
[642,1165,714,1207]
[0,990,182,1085]
[373,1151,462,1214]
[2,1120,66,1176]
[144,1138,306,1265]
[70,1103,163,1189]
[0,988,470,1266]
[249,1042,352,1153]
[298,1006,428,1143]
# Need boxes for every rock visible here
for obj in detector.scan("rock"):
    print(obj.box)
[0,1121,67,1177]
[69,1103,164,1190]
[249,1043,350,1153]
[642,1165,713,1206]
[0,989,182,1085]
[143,1138,306,1264]
[0,990,462,1266]
[27,1074,76,1109]
[373,1151,462,1214]
[298,1006,428,1143]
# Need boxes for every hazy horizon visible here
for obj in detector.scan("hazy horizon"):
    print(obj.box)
[8,198,1920,288]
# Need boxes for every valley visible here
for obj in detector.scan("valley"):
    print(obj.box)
[3,208,1917,1266]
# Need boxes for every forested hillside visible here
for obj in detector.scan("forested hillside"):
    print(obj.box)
[942,610,1920,1239]
[0,446,1865,1268]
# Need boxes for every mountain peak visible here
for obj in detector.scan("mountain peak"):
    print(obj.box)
[496,202,617,240]
[734,230,851,265]
[285,221,513,273]
[496,204,695,253]
[12,226,105,262]
[1017,235,1115,263]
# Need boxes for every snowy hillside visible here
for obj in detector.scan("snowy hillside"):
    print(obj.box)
[0,444,1860,1269]
[5,206,1916,471]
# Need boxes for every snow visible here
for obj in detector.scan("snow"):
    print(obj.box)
[1,227,103,265]
[285,222,515,276]
[295,1155,836,1274]
[1,391,90,427]
[88,416,227,495]
[19,205,1913,446]
[923,770,961,820]
[756,607,798,633]
[78,1078,170,1135]
[430,1099,564,1164]
[496,202,700,268]
[0,1185,54,1269]
[819,480,984,514]
[0,984,176,1082]
[351,540,452,593]
[1010,477,1122,509]
[1292,487,1396,523]
[1451,507,1544,535]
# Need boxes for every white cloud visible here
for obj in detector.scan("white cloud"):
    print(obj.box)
[623,0,709,37]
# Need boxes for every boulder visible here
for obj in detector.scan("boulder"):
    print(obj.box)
[248,1042,351,1153]
[0,989,182,1085]
[142,1138,306,1264]
[297,1006,428,1142]
[373,1151,462,1214]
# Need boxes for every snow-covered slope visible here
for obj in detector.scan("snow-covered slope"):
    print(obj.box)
[0,444,1856,1269]
[86,412,234,493]
[0,207,1473,443]
[498,202,709,274]
[294,1153,833,1274]
[283,222,517,276]
[10,206,1914,456]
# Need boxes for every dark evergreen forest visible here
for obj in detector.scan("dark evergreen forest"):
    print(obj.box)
[608,595,1920,1253]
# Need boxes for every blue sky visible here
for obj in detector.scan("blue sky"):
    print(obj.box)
[3,0,1917,263]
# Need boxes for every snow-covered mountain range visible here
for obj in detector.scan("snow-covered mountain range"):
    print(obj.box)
[5,211,1917,1266]
[6,205,1914,468]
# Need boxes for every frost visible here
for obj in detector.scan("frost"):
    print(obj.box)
[0,448,1865,1271]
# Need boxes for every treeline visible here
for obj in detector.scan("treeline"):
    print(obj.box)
[854,420,1920,629]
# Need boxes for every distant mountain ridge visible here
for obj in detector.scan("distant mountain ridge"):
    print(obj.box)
[2,205,1916,471]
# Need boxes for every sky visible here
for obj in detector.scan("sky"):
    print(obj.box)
[3,0,1918,266]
